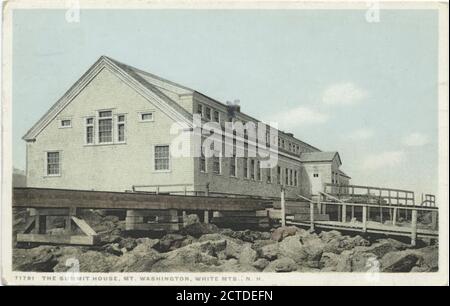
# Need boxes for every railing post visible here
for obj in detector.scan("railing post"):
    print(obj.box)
[362,205,367,232]
[309,200,315,232]
[393,207,397,226]
[280,187,286,227]
[411,209,417,246]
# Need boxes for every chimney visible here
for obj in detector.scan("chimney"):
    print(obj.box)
[226,99,241,120]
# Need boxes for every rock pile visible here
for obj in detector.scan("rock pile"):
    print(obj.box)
[13,212,438,273]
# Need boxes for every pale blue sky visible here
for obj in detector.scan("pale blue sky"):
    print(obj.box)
[13,9,438,195]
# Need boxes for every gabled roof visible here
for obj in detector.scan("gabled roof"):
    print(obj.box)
[338,169,351,179]
[299,151,342,165]
[23,56,194,141]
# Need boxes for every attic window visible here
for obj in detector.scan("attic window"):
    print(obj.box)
[140,112,154,122]
[60,119,71,128]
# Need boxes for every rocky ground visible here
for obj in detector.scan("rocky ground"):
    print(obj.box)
[13,209,438,273]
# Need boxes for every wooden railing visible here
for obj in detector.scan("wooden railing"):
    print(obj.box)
[324,183,416,206]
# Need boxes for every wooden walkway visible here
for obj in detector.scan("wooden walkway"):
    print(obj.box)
[282,185,439,245]
[13,187,272,246]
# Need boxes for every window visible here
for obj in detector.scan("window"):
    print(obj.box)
[256,161,261,181]
[229,155,236,177]
[213,110,220,122]
[200,152,206,172]
[313,173,319,178]
[140,112,154,122]
[197,104,203,116]
[98,111,113,143]
[267,168,272,183]
[277,166,281,184]
[250,159,255,180]
[285,168,289,185]
[289,143,292,152]
[60,119,71,128]
[205,107,211,120]
[294,170,298,186]
[46,152,60,176]
[117,115,126,142]
[289,169,293,186]
[212,156,221,174]
[154,145,170,171]
[85,117,94,144]
[243,158,248,179]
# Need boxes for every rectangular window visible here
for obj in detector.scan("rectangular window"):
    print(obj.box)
[294,170,298,186]
[313,173,319,178]
[205,107,211,120]
[212,156,221,174]
[277,166,281,184]
[256,161,261,181]
[46,152,60,176]
[117,115,126,142]
[60,119,71,128]
[285,168,289,185]
[213,110,220,122]
[200,152,206,172]
[267,168,272,183]
[154,145,170,171]
[140,112,154,122]
[243,158,248,179]
[250,159,255,180]
[229,155,236,177]
[86,117,94,144]
[289,169,293,186]
[197,104,203,116]
[98,111,113,143]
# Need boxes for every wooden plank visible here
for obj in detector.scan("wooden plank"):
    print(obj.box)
[125,223,180,231]
[17,234,96,246]
[71,217,97,236]
[13,187,270,211]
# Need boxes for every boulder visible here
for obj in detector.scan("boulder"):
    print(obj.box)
[264,257,298,272]
[238,245,257,265]
[118,238,137,251]
[184,214,200,226]
[271,226,298,242]
[111,249,162,272]
[179,223,219,238]
[252,258,270,270]
[278,236,304,263]
[151,241,221,272]
[156,234,186,252]
[260,243,279,261]
[104,243,123,256]
[135,238,160,249]
[380,250,422,272]
[13,246,58,272]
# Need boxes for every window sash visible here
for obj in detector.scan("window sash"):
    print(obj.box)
[155,146,170,170]
[212,156,220,174]
[47,152,60,175]
[229,156,236,176]
[98,118,113,143]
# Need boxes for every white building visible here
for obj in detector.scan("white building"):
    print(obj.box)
[23,56,350,199]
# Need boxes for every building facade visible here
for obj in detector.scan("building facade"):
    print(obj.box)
[23,56,350,199]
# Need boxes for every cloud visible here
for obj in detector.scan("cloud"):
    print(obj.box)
[361,150,406,171]
[268,106,328,129]
[344,128,374,141]
[402,133,428,147]
[322,82,367,106]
